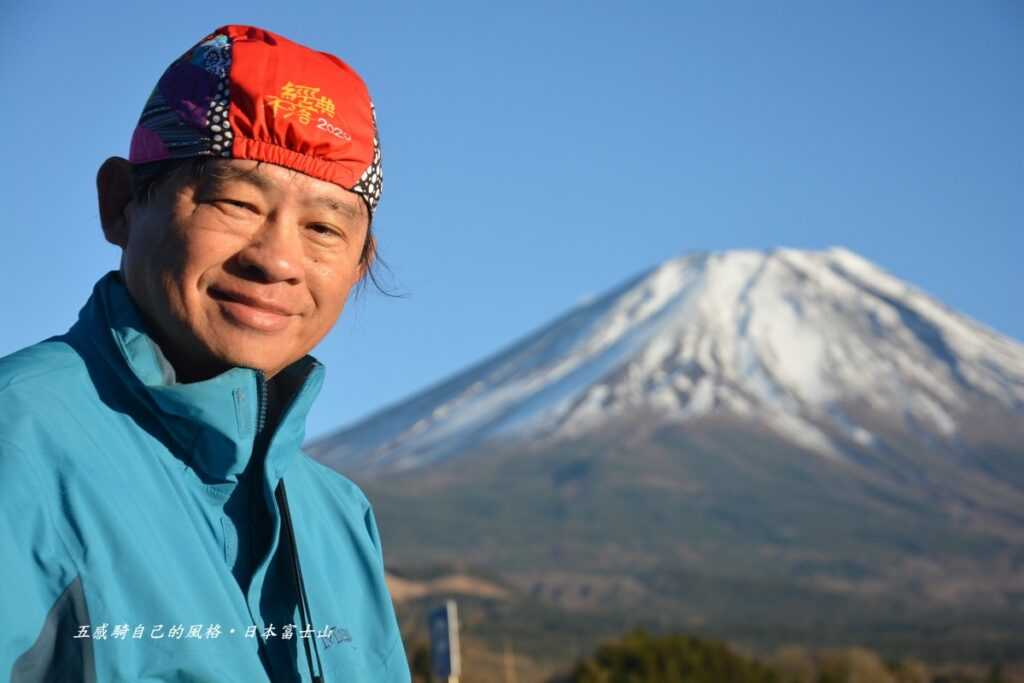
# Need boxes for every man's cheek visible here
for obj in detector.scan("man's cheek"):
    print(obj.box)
[184,227,250,270]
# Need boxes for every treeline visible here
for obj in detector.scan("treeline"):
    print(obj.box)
[405,629,1017,682]
[556,630,777,683]
[550,630,1016,683]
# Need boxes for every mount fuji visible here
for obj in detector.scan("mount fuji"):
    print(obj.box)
[310,247,1024,475]
[307,247,1024,660]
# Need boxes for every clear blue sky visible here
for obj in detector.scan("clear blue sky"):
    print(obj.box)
[1,1,1020,439]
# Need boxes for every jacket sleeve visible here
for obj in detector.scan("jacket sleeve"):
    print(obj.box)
[362,500,387,568]
[0,438,94,683]
[361,502,411,682]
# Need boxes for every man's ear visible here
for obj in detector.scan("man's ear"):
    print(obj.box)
[96,157,134,248]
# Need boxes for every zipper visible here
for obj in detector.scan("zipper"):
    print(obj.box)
[255,371,269,436]
[251,371,275,678]
[278,480,326,683]
[252,368,325,683]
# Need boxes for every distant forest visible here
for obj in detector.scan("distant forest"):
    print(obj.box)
[409,629,1019,683]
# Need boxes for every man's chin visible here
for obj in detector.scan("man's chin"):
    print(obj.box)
[198,336,296,379]
[210,351,291,377]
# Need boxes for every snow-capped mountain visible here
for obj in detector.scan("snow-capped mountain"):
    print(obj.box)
[308,247,1024,474]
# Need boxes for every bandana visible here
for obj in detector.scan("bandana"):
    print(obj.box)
[129,25,383,214]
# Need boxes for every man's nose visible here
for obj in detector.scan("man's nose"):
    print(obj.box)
[234,219,304,284]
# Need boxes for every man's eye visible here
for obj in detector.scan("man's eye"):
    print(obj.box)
[202,196,258,215]
[212,198,258,213]
[308,223,343,238]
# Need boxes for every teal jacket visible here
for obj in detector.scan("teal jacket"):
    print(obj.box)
[0,272,410,682]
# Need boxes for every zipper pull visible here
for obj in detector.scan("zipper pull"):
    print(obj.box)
[254,370,269,436]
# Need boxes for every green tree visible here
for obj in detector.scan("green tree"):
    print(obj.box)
[986,662,1005,683]
[563,629,782,683]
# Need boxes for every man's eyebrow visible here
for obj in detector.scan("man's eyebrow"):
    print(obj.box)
[201,165,277,193]
[304,194,364,220]
[198,165,366,221]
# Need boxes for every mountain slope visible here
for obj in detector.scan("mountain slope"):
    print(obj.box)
[310,247,1024,473]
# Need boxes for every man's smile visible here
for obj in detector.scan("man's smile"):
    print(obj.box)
[208,286,299,333]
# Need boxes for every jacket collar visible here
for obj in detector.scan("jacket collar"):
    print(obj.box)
[77,271,325,486]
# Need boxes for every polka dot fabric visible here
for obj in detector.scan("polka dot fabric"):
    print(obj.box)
[352,106,383,210]
[197,35,234,158]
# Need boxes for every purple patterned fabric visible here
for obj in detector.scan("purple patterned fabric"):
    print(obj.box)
[129,125,169,163]
[159,61,218,130]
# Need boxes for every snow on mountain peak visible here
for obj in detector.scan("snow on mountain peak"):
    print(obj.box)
[310,248,1024,472]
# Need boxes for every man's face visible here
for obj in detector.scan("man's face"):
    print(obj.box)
[117,159,370,380]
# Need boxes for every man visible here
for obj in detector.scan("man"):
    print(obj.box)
[0,25,408,682]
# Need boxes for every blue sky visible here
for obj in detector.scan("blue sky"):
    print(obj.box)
[1,1,1020,439]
